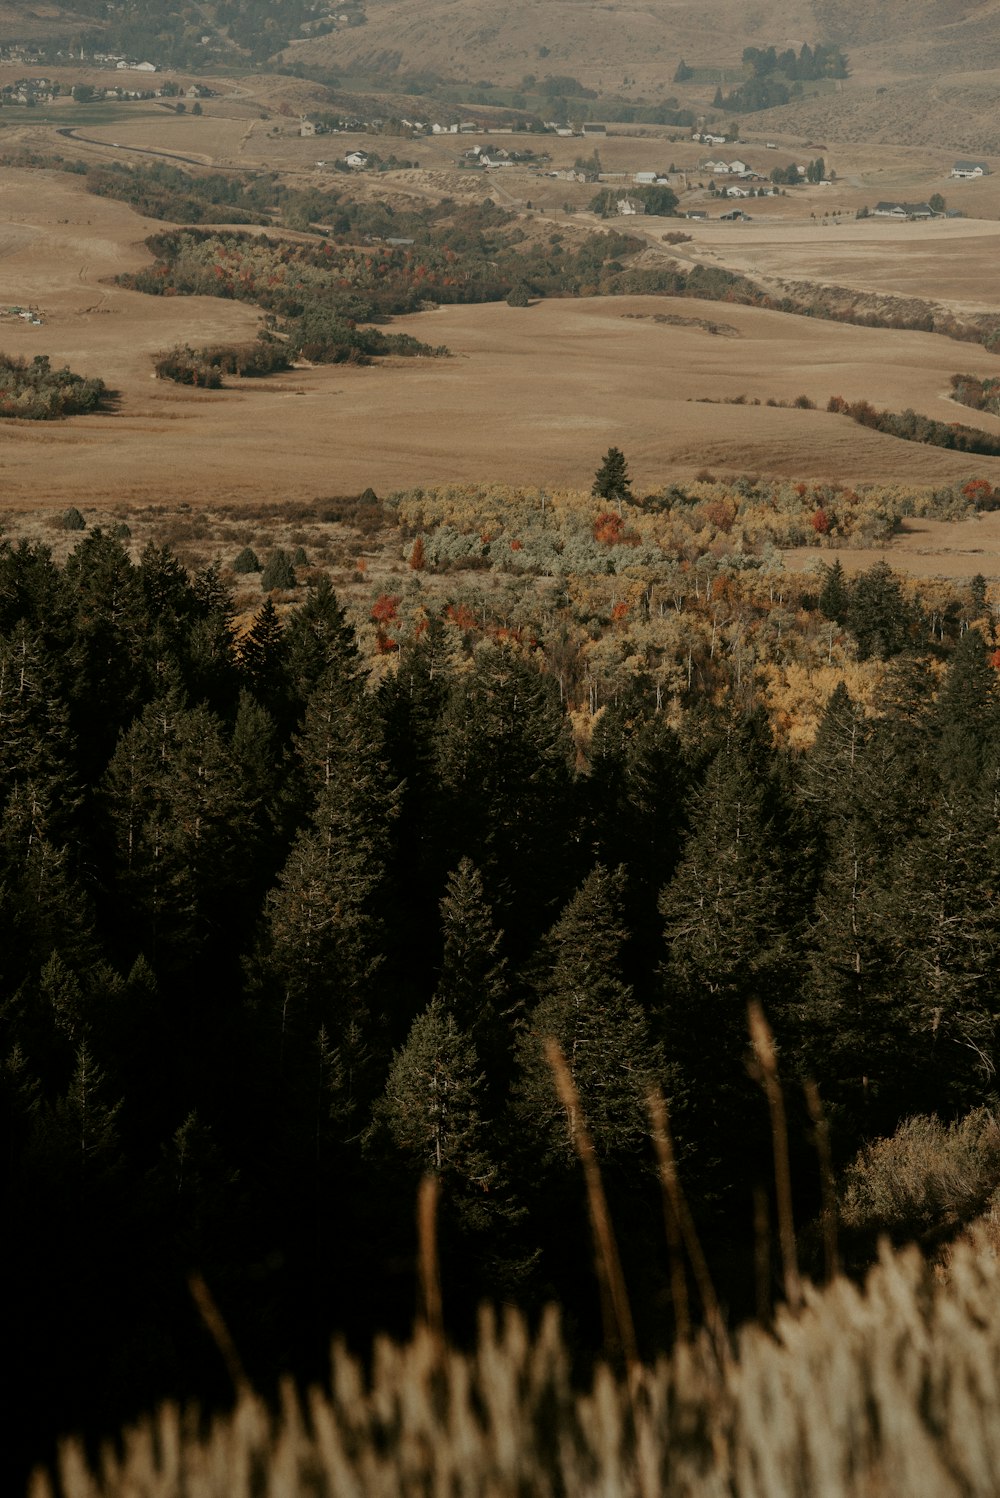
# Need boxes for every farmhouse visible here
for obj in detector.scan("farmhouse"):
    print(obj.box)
[873,200,934,219]
[616,195,646,216]
[345,150,370,168]
[951,160,990,178]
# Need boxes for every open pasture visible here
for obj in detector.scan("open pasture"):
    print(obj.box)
[671,213,1000,313]
[2,166,1000,537]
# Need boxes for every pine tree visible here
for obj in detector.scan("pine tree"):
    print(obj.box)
[818,559,850,624]
[436,858,511,1084]
[798,681,868,833]
[434,642,576,945]
[802,817,899,1141]
[591,447,633,510]
[379,998,494,1189]
[658,737,805,1199]
[880,793,1000,1116]
[102,685,254,962]
[514,865,659,1167]
[238,598,291,725]
[934,626,996,792]
[63,529,147,768]
[846,560,915,660]
[285,576,363,707]
[0,625,79,831]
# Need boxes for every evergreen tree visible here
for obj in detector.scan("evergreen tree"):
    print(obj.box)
[285,576,364,707]
[514,865,659,1167]
[880,793,1000,1115]
[818,558,850,624]
[435,858,511,1084]
[102,685,254,963]
[798,681,868,834]
[238,598,291,725]
[63,529,147,768]
[0,626,79,830]
[934,626,996,792]
[846,560,915,660]
[591,446,633,510]
[801,816,899,1141]
[435,642,576,947]
[659,735,805,1198]
[378,997,494,1189]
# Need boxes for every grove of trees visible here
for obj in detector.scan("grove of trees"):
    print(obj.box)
[2,512,1000,1487]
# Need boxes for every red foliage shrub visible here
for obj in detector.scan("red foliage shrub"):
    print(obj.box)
[594,511,625,545]
[370,593,400,623]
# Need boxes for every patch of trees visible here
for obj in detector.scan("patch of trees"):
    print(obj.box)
[0,353,107,419]
[119,225,647,359]
[828,394,1000,458]
[2,517,1000,1498]
[154,338,291,386]
[743,42,848,81]
[714,42,847,111]
[951,372,1000,417]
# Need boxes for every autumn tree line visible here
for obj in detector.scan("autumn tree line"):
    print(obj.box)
[2,528,1000,1485]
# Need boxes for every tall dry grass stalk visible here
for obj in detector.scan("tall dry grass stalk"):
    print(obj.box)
[544,1036,638,1372]
[646,1088,727,1357]
[804,1078,841,1280]
[416,1172,444,1352]
[747,1001,802,1311]
[187,1272,249,1395]
[31,1230,1000,1498]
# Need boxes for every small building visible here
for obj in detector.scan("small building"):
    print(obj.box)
[299,117,316,137]
[616,195,645,216]
[345,150,369,168]
[873,200,934,219]
[719,208,751,221]
[951,160,990,178]
[582,122,607,136]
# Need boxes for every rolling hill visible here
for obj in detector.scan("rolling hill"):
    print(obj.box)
[286,0,1000,89]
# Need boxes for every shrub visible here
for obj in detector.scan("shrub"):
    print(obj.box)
[291,546,309,566]
[261,549,297,590]
[840,1109,1000,1244]
[233,546,261,573]
[62,507,86,531]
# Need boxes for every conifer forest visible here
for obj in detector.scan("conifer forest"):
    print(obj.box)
[3,496,1000,1489]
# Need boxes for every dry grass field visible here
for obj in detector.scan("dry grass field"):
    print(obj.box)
[3,167,1000,514]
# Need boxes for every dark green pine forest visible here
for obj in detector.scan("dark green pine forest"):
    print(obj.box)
[3,528,1000,1486]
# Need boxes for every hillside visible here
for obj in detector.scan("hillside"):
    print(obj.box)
[288,0,1000,90]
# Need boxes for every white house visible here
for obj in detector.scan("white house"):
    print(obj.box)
[616,195,645,215]
[951,160,990,178]
[345,150,369,168]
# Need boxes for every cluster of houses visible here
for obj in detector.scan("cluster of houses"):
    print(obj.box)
[0,77,57,105]
[462,143,547,169]
[2,305,43,326]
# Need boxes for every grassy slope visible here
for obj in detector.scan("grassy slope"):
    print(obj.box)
[289,0,1000,88]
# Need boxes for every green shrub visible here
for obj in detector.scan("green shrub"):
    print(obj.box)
[233,546,261,573]
[62,507,86,531]
[261,549,296,590]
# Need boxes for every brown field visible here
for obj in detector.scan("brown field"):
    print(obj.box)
[4,166,1000,517]
[784,514,1000,581]
[664,214,1000,313]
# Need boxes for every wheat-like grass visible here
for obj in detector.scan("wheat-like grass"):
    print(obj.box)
[30,1228,1000,1498]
